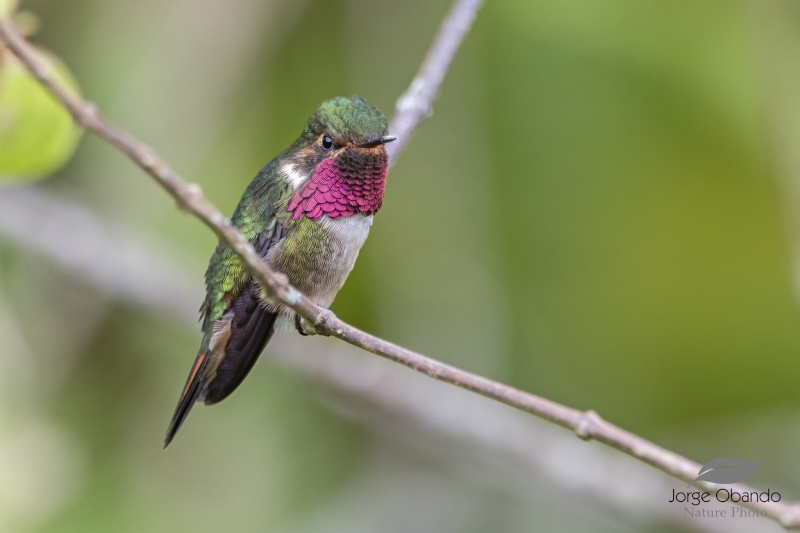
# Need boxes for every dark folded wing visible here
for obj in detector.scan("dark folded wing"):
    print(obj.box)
[204,221,288,404]
[165,221,287,446]
[204,279,277,404]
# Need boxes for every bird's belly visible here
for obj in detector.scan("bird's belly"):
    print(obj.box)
[268,214,373,309]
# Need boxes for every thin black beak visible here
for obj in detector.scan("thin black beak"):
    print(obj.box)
[359,135,397,148]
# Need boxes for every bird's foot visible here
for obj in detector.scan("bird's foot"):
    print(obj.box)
[295,314,317,336]
[295,310,336,336]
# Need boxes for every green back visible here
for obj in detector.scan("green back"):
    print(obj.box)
[199,160,288,332]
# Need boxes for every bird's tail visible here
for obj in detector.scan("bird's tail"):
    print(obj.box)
[164,348,211,449]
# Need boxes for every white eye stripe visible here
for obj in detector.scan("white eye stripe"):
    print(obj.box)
[280,162,307,190]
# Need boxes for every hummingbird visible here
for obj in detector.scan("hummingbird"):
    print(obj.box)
[164,95,395,447]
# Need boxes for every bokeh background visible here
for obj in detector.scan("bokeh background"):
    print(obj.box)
[2,0,800,531]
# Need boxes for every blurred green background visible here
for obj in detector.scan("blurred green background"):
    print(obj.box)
[2,0,800,531]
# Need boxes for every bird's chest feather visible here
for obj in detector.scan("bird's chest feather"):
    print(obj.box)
[267,213,373,308]
[264,155,386,309]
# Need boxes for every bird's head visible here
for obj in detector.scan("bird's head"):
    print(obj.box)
[284,96,394,180]
[284,96,395,220]
[301,94,394,150]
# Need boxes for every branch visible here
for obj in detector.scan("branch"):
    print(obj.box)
[1,3,798,530]
[386,0,483,166]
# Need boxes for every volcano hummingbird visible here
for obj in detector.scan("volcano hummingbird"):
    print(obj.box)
[164,95,395,447]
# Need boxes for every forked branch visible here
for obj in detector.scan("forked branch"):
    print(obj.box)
[1,1,798,529]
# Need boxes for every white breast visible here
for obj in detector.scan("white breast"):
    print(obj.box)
[321,214,373,250]
[310,214,373,308]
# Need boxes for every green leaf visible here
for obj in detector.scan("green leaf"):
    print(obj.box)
[0,0,18,17]
[0,47,83,183]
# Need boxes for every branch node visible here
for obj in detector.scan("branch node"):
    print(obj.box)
[575,409,602,441]
[138,148,158,171]
[314,308,336,335]
[77,101,100,128]
[395,78,431,116]
[178,183,203,213]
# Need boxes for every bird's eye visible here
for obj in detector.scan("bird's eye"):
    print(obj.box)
[322,135,334,150]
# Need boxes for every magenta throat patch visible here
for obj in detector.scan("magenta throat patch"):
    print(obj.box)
[287,156,387,220]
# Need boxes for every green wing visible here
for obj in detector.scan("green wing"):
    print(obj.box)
[199,161,288,332]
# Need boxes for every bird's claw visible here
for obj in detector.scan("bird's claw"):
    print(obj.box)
[295,314,318,336]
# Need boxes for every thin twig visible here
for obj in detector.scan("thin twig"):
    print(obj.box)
[1,3,799,530]
[386,0,483,165]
